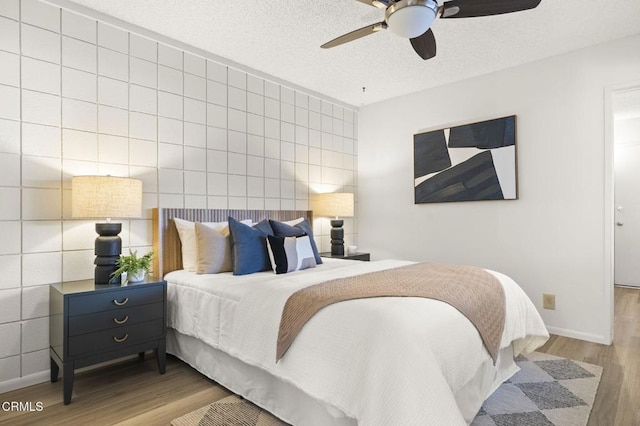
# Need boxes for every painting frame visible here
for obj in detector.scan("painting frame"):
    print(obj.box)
[413,115,518,204]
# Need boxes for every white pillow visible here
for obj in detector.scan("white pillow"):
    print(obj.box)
[174,217,252,271]
[283,217,305,226]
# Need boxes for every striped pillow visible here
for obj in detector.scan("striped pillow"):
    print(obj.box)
[266,235,317,274]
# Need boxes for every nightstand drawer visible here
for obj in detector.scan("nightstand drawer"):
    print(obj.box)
[68,318,164,357]
[68,302,164,336]
[68,285,164,316]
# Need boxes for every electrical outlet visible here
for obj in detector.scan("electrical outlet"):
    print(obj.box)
[543,293,556,310]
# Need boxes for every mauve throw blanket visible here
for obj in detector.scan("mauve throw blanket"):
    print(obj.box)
[277,262,506,363]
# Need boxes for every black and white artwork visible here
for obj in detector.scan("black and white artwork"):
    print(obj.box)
[414,115,517,203]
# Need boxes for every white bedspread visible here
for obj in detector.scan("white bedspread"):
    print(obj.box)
[166,259,548,425]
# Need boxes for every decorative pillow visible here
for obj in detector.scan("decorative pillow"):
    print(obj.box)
[228,217,274,275]
[266,235,317,274]
[269,219,305,237]
[253,219,275,236]
[173,218,251,271]
[194,222,233,274]
[269,219,323,265]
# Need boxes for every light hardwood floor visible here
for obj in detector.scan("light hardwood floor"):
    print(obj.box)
[538,286,640,426]
[1,286,638,425]
[0,354,232,425]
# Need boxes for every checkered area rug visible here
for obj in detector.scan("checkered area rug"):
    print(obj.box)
[472,352,602,426]
[172,352,602,426]
[171,395,287,426]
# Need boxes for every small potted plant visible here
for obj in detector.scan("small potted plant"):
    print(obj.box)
[110,250,154,283]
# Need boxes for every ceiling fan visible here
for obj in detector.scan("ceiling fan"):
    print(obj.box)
[321,0,542,60]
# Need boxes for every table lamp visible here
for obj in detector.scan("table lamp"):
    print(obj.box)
[71,176,142,284]
[311,192,354,256]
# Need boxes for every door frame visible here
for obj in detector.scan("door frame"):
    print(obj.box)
[604,80,640,345]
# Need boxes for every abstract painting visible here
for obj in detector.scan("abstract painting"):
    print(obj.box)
[414,115,517,203]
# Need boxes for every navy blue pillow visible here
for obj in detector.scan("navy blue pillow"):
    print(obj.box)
[269,219,322,265]
[228,217,274,275]
[253,219,274,236]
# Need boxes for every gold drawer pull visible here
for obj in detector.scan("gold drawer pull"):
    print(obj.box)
[113,315,129,325]
[113,297,129,306]
[113,334,129,343]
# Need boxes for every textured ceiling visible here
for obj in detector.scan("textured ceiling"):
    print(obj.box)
[62,0,640,107]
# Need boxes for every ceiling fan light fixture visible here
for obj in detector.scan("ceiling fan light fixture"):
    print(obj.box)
[386,0,439,39]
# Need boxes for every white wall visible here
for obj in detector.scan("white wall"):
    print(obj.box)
[358,34,640,343]
[0,0,358,391]
[615,116,640,144]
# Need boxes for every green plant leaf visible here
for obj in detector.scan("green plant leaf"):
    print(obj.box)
[109,250,154,283]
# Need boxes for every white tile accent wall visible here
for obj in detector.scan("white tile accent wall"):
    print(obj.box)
[21,24,59,63]
[0,356,21,383]
[0,1,19,21]
[0,255,21,290]
[0,322,21,358]
[0,0,358,389]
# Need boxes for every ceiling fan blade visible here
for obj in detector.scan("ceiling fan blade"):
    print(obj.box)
[321,22,387,49]
[441,0,541,18]
[354,0,388,9]
[410,28,436,60]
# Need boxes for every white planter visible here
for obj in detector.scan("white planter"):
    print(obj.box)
[127,270,146,282]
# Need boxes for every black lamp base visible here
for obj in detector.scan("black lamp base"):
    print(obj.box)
[95,223,122,284]
[330,219,345,256]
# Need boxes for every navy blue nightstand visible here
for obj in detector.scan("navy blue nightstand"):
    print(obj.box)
[320,252,370,261]
[49,277,166,404]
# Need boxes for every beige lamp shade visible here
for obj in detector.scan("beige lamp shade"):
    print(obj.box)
[71,176,143,219]
[310,192,354,218]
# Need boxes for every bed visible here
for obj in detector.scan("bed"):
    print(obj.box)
[152,208,549,425]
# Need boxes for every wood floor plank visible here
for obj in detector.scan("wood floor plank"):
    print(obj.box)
[1,286,638,425]
[0,356,225,426]
[538,286,640,426]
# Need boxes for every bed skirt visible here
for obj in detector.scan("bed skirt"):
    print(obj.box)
[167,328,518,425]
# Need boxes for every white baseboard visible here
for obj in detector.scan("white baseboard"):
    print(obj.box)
[0,371,49,394]
[545,326,611,345]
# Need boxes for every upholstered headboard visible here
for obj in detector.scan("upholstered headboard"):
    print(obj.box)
[152,208,313,278]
